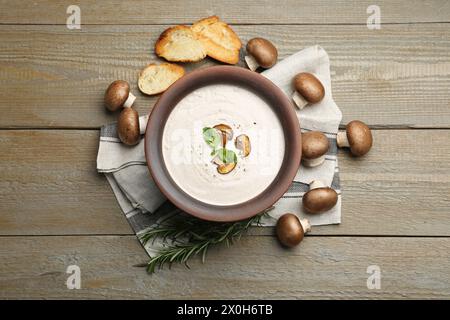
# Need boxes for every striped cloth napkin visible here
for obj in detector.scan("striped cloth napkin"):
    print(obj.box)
[97,46,342,255]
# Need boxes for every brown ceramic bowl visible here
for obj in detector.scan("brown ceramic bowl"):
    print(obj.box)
[145,66,301,222]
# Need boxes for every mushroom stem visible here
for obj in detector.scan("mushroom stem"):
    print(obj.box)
[123,92,136,108]
[139,115,149,135]
[336,131,350,148]
[292,91,308,110]
[299,219,311,233]
[309,180,325,190]
[302,155,326,168]
[244,55,260,72]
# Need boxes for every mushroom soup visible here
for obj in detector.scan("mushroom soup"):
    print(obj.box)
[162,84,285,206]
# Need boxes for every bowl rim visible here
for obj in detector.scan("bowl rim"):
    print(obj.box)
[145,65,301,222]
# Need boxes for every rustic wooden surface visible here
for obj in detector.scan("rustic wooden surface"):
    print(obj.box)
[1,24,450,128]
[1,236,450,299]
[0,0,449,299]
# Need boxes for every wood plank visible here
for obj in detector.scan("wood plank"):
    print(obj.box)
[0,130,132,235]
[1,129,450,236]
[0,0,449,24]
[0,24,449,128]
[0,235,449,299]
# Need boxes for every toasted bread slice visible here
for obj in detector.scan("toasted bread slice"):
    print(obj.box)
[138,63,185,95]
[191,16,241,65]
[155,25,207,62]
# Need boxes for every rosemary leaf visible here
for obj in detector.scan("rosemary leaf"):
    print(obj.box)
[141,209,270,274]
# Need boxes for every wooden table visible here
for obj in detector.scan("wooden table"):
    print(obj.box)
[1,0,449,299]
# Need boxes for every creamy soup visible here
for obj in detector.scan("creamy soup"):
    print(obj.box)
[162,84,285,206]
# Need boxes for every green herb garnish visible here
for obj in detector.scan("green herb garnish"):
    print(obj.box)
[215,148,238,164]
[202,127,221,153]
[140,209,271,273]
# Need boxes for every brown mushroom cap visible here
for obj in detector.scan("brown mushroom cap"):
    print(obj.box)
[302,131,329,160]
[346,120,373,156]
[104,80,130,112]
[246,38,278,69]
[293,73,325,104]
[276,213,305,247]
[118,107,140,146]
[303,187,338,214]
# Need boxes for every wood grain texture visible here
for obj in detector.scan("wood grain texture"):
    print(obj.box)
[0,0,449,24]
[0,24,449,129]
[0,235,449,299]
[0,130,132,235]
[1,129,449,236]
[1,0,450,299]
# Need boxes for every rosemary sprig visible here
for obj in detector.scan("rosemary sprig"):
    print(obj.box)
[140,209,270,273]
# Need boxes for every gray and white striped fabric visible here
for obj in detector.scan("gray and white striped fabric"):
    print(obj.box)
[97,46,342,255]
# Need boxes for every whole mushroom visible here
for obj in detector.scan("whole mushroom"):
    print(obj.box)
[118,108,139,146]
[302,180,338,214]
[117,111,148,146]
[292,73,325,110]
[276,213,311,248]
[104,80,136,112]
[337,120,373,156]
[245,38,278,71]
[302,131,329,167]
